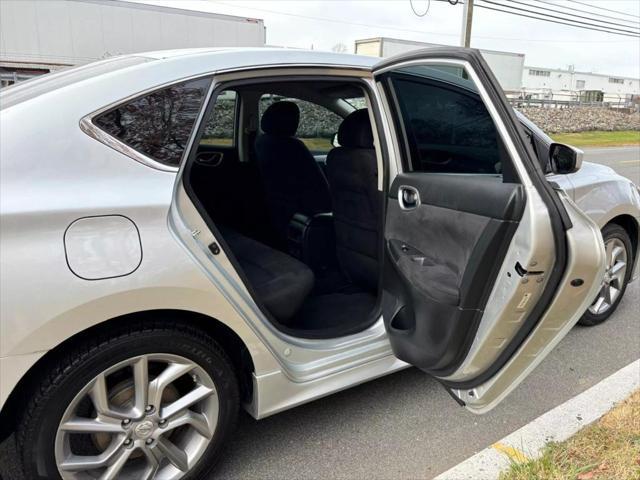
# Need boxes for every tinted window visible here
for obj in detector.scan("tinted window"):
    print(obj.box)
[95,77,211,166]
[259,94,343,154]
[200,90,237,147]
[388,65,501,174]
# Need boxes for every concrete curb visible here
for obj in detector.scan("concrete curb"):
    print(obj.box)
[434,359,640,480]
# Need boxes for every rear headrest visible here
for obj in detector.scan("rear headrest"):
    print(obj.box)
[337,109,373,148]
[260,101,300,137]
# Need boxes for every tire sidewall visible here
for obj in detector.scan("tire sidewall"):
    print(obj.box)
[20,328,238,480]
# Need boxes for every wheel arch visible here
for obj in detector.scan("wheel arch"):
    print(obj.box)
[606,214,639,264]
[0,309,255,442]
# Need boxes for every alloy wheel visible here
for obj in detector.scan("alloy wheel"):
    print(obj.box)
[54,353,219,479]
[588,237,628,316]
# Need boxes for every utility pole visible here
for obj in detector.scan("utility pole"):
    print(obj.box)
[461,0,474,48]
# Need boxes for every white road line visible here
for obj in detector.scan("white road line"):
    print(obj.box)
[434,359,640,480]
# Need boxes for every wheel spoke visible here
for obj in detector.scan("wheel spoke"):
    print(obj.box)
[591,295,606,314]
[99,447,134,480]
[607,285,620,305]
[605,240,615,266]
[154,436,190,471]
[611,245,624,264]
[89,375,129,420]
[60,436,126,471]
[162,410,214,439]
[148,362,194,410]
[161,385,214,419]
[141,448,161,480]
[59,416,122,434]
[610,261,626,286]
[133,356,149,415]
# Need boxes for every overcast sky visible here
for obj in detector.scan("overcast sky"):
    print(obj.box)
[137,0,640,77]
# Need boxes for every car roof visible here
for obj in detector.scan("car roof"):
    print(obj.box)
[139,47,379,69]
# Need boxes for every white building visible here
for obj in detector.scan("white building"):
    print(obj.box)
[522,66,639,102]
[355,37,525,92]
[0,0,266,86]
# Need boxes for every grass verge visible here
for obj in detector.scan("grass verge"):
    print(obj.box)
[553,131,640,148]
[499,389,640,480]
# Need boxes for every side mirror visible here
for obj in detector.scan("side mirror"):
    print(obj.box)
[549,143,583,174]
[332,132,340,148]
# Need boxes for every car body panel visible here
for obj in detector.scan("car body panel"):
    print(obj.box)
[0,48,635,419]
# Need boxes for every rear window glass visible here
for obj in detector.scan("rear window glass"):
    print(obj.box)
[94,77,211,167]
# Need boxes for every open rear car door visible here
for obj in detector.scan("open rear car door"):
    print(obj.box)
[373,48,606,413]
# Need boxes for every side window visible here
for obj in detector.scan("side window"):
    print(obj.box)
[200,90,238,148]
[259,94,343,154]
[387,65,502,175]
[94,77,211,167]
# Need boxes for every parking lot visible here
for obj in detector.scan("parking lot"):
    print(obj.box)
[1,147,638,480]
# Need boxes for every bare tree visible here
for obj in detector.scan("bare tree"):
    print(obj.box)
[331,42,348,53]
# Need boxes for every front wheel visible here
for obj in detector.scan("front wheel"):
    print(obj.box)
[16,322,239,479]
[578,224,633,327]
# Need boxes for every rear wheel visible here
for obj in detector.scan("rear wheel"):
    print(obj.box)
[16,322,239,479]
[578,224,633,326]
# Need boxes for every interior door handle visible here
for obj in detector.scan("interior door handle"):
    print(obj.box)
[398,185,420,210]
[196,151,224,167]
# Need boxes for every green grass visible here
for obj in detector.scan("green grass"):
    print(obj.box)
[499,389,640,480]
[553,130,640,148]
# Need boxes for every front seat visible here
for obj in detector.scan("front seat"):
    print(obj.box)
[326,109,380,292]
[255,101,332,243]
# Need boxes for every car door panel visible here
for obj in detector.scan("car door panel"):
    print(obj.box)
[373,48,605,411]
[383,174,525,373]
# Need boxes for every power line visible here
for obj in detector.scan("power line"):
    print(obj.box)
[478,0,639,36]
[530,0,639,26]
[476,0,640,37]
[208,0,639,42]
[565,0,640,20]
[512,0,640,30]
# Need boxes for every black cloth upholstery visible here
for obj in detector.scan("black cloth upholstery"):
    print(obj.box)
[260,101,300,136]
[219,226,314,323]
[337,108,374,148]
[326,109,380,292]
[255,102,332,242]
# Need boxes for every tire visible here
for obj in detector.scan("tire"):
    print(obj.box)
[578,223,633,327]
[15,320,239,479]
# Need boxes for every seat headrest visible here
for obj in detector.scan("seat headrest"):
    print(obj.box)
[260,101,300,136]
[337,109,373,148]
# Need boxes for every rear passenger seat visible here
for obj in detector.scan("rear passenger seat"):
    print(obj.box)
[217,226,314,323]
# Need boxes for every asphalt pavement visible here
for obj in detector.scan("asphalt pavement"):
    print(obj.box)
[0,146,638,480]
[582,145,639,184]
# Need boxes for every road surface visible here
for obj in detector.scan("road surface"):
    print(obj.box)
[583,146,639,184]
[0,146,638,480]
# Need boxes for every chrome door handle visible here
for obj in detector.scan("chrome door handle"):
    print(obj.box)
[398,185,420,210]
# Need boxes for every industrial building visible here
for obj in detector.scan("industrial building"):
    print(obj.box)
[522,65,639,104]
[0,0,266,86]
